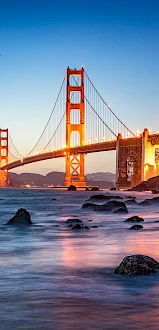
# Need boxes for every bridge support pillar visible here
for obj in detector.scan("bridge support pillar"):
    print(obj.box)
[0,129,9,187]
[142,128,159,182]
[64,67,86,187]
[116,134,142,189]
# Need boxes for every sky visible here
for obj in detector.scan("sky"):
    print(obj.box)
[0,0,159,175]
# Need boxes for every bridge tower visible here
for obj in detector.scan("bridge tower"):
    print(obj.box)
[0,129,9,187]
[64,67,86,186]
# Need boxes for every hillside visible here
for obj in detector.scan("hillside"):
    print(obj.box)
[9,171,114,188]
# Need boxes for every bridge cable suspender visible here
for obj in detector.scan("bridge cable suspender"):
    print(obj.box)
[84,70,135,137]
[42,77,80,151]
[26,73,67,157]
[72,75,117,138]
[9,133,24,158]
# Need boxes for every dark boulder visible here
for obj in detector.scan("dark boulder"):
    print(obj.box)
[151,196,159,203]
[106,200,126,209]
[129,225,143,230]
[127,196,137,199]
[125,215,144,222]
[89,194,123,201]
[112,195,123,200]
[93,204,108,211]
[152,190,159,194]
[85,188,90,191]
[7,208,32,226]
[82,202,96,209]
[89,194,110,200]
[113,208,128,214]
[72,224,83,229]
[132,176,159,192]
[139,200,151,206]
[67,185,76,191]
[90,187,99,191]
[114,255,159,275]
[52,198,57,200]
[125,199,138,205]
[72,224,89,230]
[92,225,98,228]
[66,219,83,224]
[151,189,159,194]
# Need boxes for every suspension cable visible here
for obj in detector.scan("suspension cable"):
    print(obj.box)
[42,76,81,151]
[26,72,66,156]
[43,111,66,150]
[84,70,135,137]
[8,150,19,160]
[9,133,24,158]
[72,75,117,138]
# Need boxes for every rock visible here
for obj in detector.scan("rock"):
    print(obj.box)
[52,198,57,200]
[129,225,143,230]
[152,189,159,194]
[113,208,128,214]
[72,224,89,230]
[82,202,96,209]
[125,199,138,205]
[89,194,110,200]
[90,187,99,191]
[88,220,93,222]
[151,196,159,203]
[67,185,76,191]
[92,225,98,228]
[72,224,83,229]
[125,215,144,222]
[89,194,123,201]
[127,196,137,199]
[132,175,159,192]
[114,255,159,275]
[7,208,32,225]
[109,187,117,191]
[82,200,127,213]
[66,219,83,224]
[106,200,126,209]
[85,188,90,191]
[139,200,151,206]
[93,204,108,211]
[112,196,123,200]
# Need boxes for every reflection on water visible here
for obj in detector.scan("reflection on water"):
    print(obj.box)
[0,188,159,329]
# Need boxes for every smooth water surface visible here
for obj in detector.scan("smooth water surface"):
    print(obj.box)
[0,188,159,329]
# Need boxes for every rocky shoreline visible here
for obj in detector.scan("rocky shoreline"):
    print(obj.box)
[132,175,159,192]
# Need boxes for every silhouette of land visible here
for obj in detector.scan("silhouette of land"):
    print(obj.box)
[9,171,115,188]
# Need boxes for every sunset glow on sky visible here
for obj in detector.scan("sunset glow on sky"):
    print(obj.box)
[0,0,159,174]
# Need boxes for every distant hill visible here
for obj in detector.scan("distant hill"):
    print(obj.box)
[9,171,115,188]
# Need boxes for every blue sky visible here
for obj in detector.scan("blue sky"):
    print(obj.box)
[0,0,159,174]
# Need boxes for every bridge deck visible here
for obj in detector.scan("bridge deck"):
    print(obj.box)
[1,140,116,171]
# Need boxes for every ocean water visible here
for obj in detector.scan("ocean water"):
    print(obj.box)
[0,188,159,329]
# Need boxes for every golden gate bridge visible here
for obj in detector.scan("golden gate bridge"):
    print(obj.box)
[0,67,159,188]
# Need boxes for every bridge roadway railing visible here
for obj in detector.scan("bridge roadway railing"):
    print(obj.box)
[1,140,117,171]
